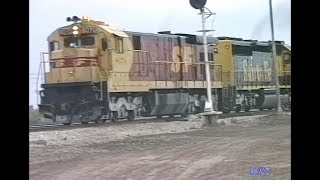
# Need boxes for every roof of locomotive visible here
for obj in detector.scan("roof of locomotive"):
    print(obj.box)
[47,18,130,40]
[284,44,291,51]
[218,37,287,47]
[47,17,289,49]
[125,31,182,38]
[125,31,219,45]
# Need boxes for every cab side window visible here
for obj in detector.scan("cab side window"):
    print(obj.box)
[49,41,59,52]
[115,37,124,53]
[101,38,108,51]
[133,35,141,50]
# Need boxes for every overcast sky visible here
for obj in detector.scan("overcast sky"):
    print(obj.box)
[29,0,291,107]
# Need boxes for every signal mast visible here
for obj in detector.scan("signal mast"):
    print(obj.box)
[189,0,215,112]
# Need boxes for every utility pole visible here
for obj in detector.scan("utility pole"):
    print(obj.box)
[269,0,282,113]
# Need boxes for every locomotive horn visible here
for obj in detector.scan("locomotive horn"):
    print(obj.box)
[72,16,81,22]
[189,0,207,9]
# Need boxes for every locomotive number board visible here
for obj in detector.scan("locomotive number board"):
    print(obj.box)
[59,26,98,36]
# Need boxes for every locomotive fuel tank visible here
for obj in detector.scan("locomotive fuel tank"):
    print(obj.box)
[257,89,290,110]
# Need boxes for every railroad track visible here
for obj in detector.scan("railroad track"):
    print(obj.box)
[29,109,286,132]
[29,116,187,132]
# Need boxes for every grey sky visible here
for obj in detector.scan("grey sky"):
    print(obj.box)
[29,0,291,107]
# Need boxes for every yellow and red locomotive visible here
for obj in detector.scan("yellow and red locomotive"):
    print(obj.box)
[38,16,291,124]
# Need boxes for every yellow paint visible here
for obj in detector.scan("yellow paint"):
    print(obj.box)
[44,18,226,92]
[171,46,181,72]
[214,40,234,87]
[277,48,291,76]
[182,46,193,72]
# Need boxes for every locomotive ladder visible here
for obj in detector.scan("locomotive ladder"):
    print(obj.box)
[35,52,49,105]
[97,63,108,101]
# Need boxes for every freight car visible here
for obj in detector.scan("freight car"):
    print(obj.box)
[37,16,291,125]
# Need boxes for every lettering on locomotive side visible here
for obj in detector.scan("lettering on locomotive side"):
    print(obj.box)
[171,46,181,72]
[183,46,193,73]
[234,51,273,84]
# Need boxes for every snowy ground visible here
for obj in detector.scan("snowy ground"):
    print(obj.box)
[30,112,291,180]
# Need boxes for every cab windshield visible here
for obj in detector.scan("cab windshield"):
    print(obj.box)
[64,36,95,48]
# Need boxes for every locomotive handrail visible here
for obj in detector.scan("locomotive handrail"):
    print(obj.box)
[152,61,222,66]
[45,59,99,62]
[42,59,100,64]
[234,70,291,72]
[42,58,103,84]
[130,50,149,53]
[50,56,98,60]
[115,60,223,83]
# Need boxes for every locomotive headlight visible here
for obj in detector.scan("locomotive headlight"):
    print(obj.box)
[72,30,79,35]
[72,26,79,35]
[72,26,79,30]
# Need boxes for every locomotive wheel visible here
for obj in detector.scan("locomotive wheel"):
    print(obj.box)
[119,105,127,118]
[194,106,201,114]
[96,108,108,123]
[80,113,89,124]
[142,105,151,117]
[169,114,175,118]
[111,111,118,122]
[127,110,135,121]
[235,106,241,113]
[180,111,188,118]
[222,108,231,114]
[95,117,104,124]
[181,113,188,118]
[244,106,251,112]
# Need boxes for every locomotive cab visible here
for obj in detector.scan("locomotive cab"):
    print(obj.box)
[38,16,132,124]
